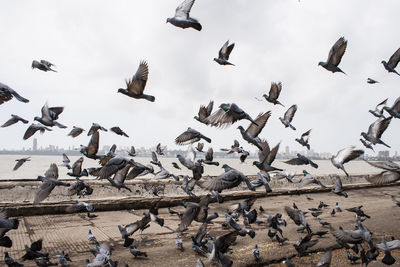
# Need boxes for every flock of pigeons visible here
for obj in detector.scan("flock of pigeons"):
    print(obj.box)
[1,0,400,266]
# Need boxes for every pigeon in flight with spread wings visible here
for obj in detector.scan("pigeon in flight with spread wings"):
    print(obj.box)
[0,82,29,105]
[285,153,318,169]
[367,78,379,84]
[1,114,28,128]
[118,60,154,102]
[237,111,271,151]
[295,129,311,150]
[383,97,400,119]
[34,102,66,128]
[80,131,100,159]
[369,98,388,118]
[279,105,297,130]
[365,161,400,185]
[361,117,391,148]
[214,40,235,66]
[32,60,57,72]
[253,139,281,172]
[13,157,30,171]
[67,126,85,138]
[34,164,70,204]
[23,123,52,140]
[194,100,213,124]
[382,47,400,76]
[262,82,284,106]
[166,0,202,31]
[205,103,258,128]
[318,37,347,74]
[175,127,211,145]
[331,146,364,177]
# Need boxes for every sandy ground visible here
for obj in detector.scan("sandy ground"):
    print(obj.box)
[1,185,400,266]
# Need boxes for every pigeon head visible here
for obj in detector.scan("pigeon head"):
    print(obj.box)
[302,170,308,175]
[318,61,325,67]
[252,161,259,166]
[237,126,244,131]
[166,18,171,24]
[381,60,386,65]
[219,103,230,111]
[262,94,268,99]
[33,116,41,122]
[117,88,127,94]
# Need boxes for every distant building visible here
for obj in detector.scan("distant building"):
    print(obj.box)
[378,150,390,158]
[33,138,37,151]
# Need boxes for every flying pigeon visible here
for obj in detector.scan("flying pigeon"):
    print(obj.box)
[110,126,129,137]
[214,40,235,65]
[361,117,391,148]
[330,146,364,177]
[367,78,379,84]
[369,98,388,118]
[87,123,107,136]
[205,103,258,128]
[32,59,57,72]
[299,170,326,188]
[383,96,400,118]
[0,82,29,105]
[279,105,297,130]
[285,153,318,168]
[166,0,202,31]
[365,161,400,185]
[262,82,284,106]
[13,157,30,171]
[80,131,100,159]
[253,139,281,172]
[194,100,213,124]
[34,102,66,128]
[118,60,154,102]
[156,143,167,155]
[175,127,211,145]
[382,47,400,76]
[332,177,348,198]
[295,129,311,150]
[201,168,255,192]
[67,126,85,137]
[318,37,347,74]
[23,123,52,140]
[1,114,28,128]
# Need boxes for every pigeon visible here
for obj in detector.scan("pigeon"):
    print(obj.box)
[208,231,237,266]
[365,161,400,185]
[56,251,71,267]
[251,172,272,193]
[361,116,392,148]
[154,166,179,180]
[0,82,29,105]
[61,154,71,169]
[274,171,295,183]
[284,206,309,230]
[0,211,19,246]
[252,244,260,261]
[32,60,57,72]
[345,206,371,219]
[318,37,347,74]
[220,139,245,154]
[67,126,85,138]
[127,146,136,157]
[97,156,135,180]
[237,126,263,151]
[67,177,93,197]
[22,239,48,260]
[175,127,211,145]
[172,162,181,169]
[80,131,100,159]
[382,47,400,76]
[107,163,133,192]
[180,175,197,198]
[253,139,281,172]
[201,168,255,193]
[194,100,213,124]
[110,126,129,137]
[200,147,219,166]
[317,218,331,227]
[279,104,297,130]
[347,251,360,264]
[23,123,52,140]
[205,103,258,128]
[156,143,167,155]
[118,213,152,238]
[13,157,30,171]
[317,250,332,267]
[176,235,184,251]
[150,152,161,166]
[166,0,202,31]
[295,129,311,150]
[294,232,318,256]
[178,195,211,232]
[367,78,379,84]
[331,146,364,177]
[67,201,94,213]
[262,81,284,106]
[126,162,154,179]
[360,138,374,152]
[214,40,235,66]
[4,251,23,267]
[383,96,400,118]
[87,123,107,136]
[118,60,154,102]
[335,202,342,212]
[369,98,388,118]
[376,236,400,265]
[298,170,326,188]
[1,114,28,128]
[88,230,97,244]
[34,164,70,204]
[67,157,88,178]
[285,153,318,168]
[34,102,66,128]
[195,142,204,152]
[332,177,348,198]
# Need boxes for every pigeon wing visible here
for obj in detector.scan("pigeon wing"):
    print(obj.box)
[284,105,297,122]
[34,180,56,204]
[269,82,282,100]
[387,47,400,69]
[245,111,271,138]
[175,0,195,19]
[327,37,347,66]
[127,60,149,95]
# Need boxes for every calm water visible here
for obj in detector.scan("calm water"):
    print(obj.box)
[0,154,383,180]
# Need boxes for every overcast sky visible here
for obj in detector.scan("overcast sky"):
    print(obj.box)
[0,0,399,156]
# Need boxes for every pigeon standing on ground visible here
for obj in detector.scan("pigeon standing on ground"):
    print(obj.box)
[118,60,154,102]
[361,117,391,148]
[67,126,85,137]
[214,40,235,65]
[1,114,28,128]
[279,105,297,130]
[252,244,260,261]
[166,0,202,31]
[32,60,57,72]
[318,37,347,74]
[0,82,29,105]
[194,100,213,124]
[295,129,311,150]
[330,146,364,177]
[175,127,211,145]
[262,81,284,106]
[381,47,400,76]
[13,157,30,171]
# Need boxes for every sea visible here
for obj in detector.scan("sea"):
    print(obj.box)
[0,154,382,180]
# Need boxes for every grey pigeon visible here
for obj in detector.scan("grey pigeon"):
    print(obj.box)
[67,157,88,178]
[365,161,400,185]
[274,171,295,183]
[237,126,263,151]
[360,138,374,152]
[87,123,107,136]
[56,251,71,267]
[251,171,272,193]
[23,123,52,140]
[127,146,136,157]
[151,151,162,166]
[332,177,348,198]
[194,100,213,124]
[67,178,92,197]
[80,131,100,159]
[298,170,326,188]
[295,129,311,150]
[279,104,297,130]
[176,235,184,251]
[201,168,255,192]
[175,127,211,145]
[383,96,400,118]
[154,166,178,180]
[180,175,197,198]
[253,139,281,172]
[200,147,219,166]
[110,126,129,137]
[262,82,284,106]
[97,156,134,180]
[284,206,309,230]
[317,250,332,267]
[166,0,202,31]
[369,98,388,118]
[88,229,97,244]
[0,82,29,105]
[1,114,28,128]
[318,37,347,74]
[126,162,154,179]
[32,60,57,72]
[214,40,235,65]
[252,244,260,261]
[178,195,211,232]
[285,153,318,168]
[156,143,167,155]
[367,78,379,84]
[376,236,400,265]
[130,244,147,258]
[331,146,364,177]
[67,126,85,137]
[66,201,94,213]
[34,102,66,128]
[195,142,204,152]
[209,231,237,266]
[13,157,30,171]
[382,47,400,76]
[4,251,23,267]
[118,60,154,102]
[361,117,391,148]
[205,103,258,128]
[34,163,70,204]
[107,163,133,192]
[61,154,71,169]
